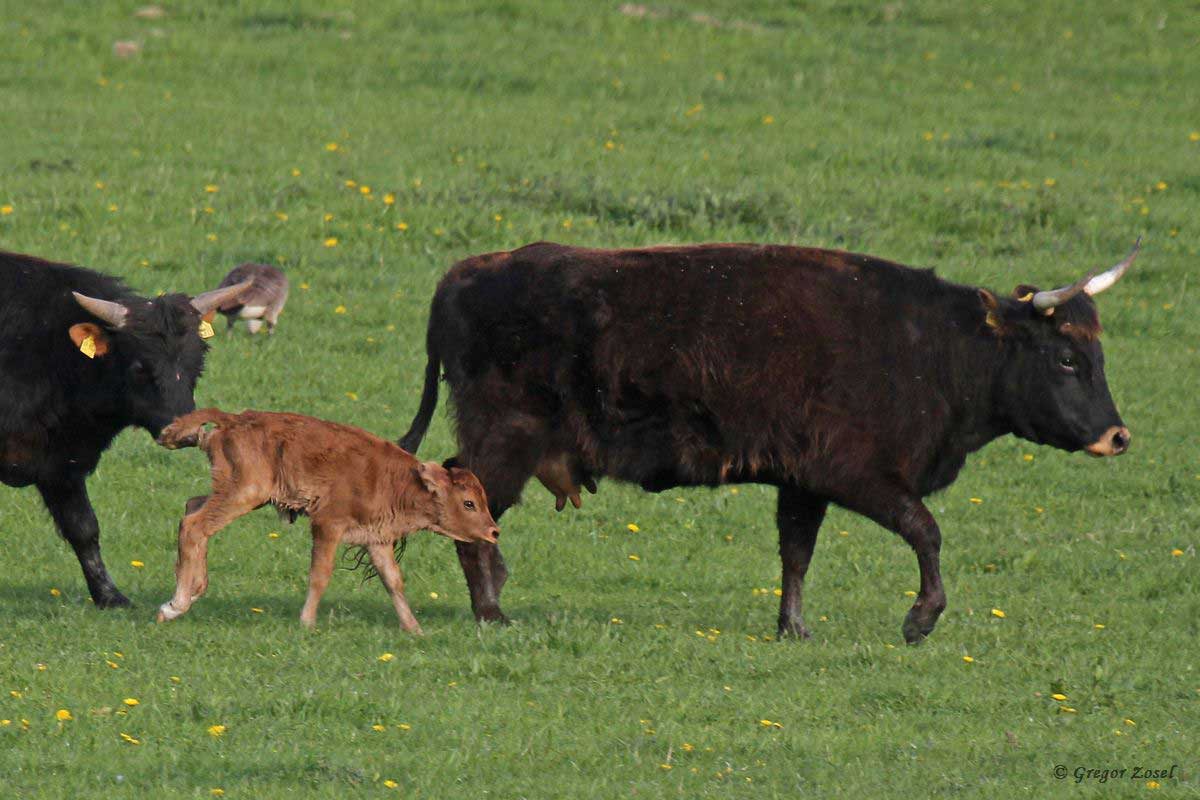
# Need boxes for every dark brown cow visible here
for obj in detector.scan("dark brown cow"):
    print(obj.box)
[400,240,1138,642]
[155,409,499,632]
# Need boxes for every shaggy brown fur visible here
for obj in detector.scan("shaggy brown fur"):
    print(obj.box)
[155,408,498,633]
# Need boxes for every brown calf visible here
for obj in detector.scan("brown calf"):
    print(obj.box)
[155,408,499,633]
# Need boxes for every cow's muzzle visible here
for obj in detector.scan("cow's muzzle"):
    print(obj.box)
[1085,426,1131,457]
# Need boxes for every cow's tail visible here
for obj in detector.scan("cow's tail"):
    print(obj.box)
[398,331,441,455]
[157,408,233,450]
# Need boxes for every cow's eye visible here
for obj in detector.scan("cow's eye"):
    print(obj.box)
[463,500,476,511]
[130,361,152,382]
[1058,354,1077,373]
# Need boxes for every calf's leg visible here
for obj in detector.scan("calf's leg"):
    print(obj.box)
[38,476,128,608]
[299,524,339,628]
[157,492,257,622]
[367,542,422,634]
[776,486,828,639]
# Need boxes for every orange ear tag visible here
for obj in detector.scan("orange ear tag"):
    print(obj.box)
[79,335,97,359]
[198,320,215,339]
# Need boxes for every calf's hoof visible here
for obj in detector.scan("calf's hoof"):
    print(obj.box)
[156,602,183,623]
[475,606,511,626]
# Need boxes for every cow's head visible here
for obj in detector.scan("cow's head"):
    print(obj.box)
[68,281,251,437]
[981,241,1138,457]
[415,461,501,544]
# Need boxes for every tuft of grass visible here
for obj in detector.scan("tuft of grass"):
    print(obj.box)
[1,2,1197,797]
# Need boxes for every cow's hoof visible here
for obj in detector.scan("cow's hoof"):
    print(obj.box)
[901,609,936,645]
[475,607,511,626]
[777,620,812,640]
[156,602,183,623]
[94,591,132,609]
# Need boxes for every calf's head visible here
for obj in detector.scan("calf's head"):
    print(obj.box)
[414,462,500,544]
[983,241,1138,456]
[69,281,251,437]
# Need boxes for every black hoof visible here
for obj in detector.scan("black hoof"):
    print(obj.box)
[475,607,511,626]
[777,620,812,640]
[93,591,132,609]
[902,609,936,644]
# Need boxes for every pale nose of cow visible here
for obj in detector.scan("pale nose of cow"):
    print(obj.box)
[1086,426,1131,457]
[487,527,501,541]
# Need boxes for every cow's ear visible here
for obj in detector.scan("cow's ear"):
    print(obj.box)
[1012,284,1038,302]
[414,461,448,496]
[202,309,217,324]
[68,323,112,359]
[977,289,1006,334]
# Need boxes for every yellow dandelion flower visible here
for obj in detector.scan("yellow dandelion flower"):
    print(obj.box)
[1044,178,1057,187]
[106,660,119,669]
[120,732,141,745]
[9,691,20,698]
[123,698,139,707]
[922,131,934,141]
[1147,780,1160,789]
[904,590,917,597]
[962,655,974,664]
[251,607,264,613]
[170,676,181,683]
[433,227,445,236]
[50,588,61,597]
[334,305,346,314]
[0,720,9,727]
[207,724,226,737]
[604,140,616,151]
[275,212,288,221]
[0,205,12,215]
[211,790,225,797]
[772,588,782,597]
[682,742,695,752]
[345,392,358,401]
[610,617,623,624]
[1023,454,1034,461]
[324,237,338,248]
[660,763,673,770]
[204,185,219,193]
[378,653,394,662]
[1156,181,1168,191]
[1171,548,1183,557]
[36,663,47,671]
[372,724,386,732]
[1190,132,1200,142]
[1050,693,1067,701]
[991,608,1006,618]
[628,554,640,561]
[685,103,703,117]
[360,185,371,195]
[397,723,411,730]
[95,181,106,189]
[1124,718,1136,726]
[724,534,733,542]
[56,709,73,721]
[384,193,395,205]
[384,780,398,788]
[1060,706,1076,713]
[109,204,119,212]
[969,497,983,504]
[759,719,773,726]
[130,560,144,568]
[627,523,640,533]
[268,532,280,539]
[762,115,775,125]
[325,142,339,151]
[299,282,310,290]
[206,234,217,242]
[291,168,301,177]
[396,221,409,231]
[562,219,573,229]
[1094,623,1105,629]
[428,592,439,599]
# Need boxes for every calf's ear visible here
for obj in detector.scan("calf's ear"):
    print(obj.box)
[415,461,448,496]
[977,289,1007,334]
[68,323,112,358]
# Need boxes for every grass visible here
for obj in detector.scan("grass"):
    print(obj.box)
[1,1,1198,796]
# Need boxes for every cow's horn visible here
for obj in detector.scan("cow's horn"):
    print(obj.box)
[190,279,254,315]
[1084,237,1141,297]
[72,292,129,329]
[1031,271,1095,314]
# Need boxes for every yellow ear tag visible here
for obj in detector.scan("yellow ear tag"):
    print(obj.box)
[79,335,97,359]
[1017,292,1034,302]
[985,311,1001,329]
[198,320,215,339]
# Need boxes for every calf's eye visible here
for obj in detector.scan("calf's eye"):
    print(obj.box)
[463,500,476,511]
[1058,354,1077,373]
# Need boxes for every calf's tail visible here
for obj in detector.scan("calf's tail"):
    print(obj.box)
[398,332,441,455]
[157,408,233,450]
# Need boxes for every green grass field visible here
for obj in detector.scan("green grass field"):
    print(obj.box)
[2,2,1197,796]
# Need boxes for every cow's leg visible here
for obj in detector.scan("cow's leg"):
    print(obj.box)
[776,486,828,639]
[846,491,946,644]
[37,476,128,608]
[299,524,339,628]
[367,542,422,634]
[446,437,543,624]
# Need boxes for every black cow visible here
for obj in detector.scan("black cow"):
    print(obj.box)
[0,250,249,607]
[399,240,1139,642]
